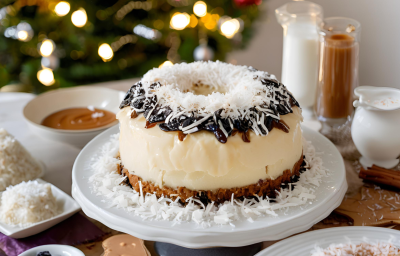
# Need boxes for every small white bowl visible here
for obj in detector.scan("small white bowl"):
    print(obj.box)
[18,244,84,256]
[0,179,81,239]
[23,87,125,148]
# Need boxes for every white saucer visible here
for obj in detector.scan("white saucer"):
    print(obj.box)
[72,125,347,248]
[18,244,84,256]
[256,226,400,256]
[0,179,81,238]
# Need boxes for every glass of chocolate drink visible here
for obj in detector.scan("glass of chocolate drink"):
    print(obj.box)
[315,17,361,140]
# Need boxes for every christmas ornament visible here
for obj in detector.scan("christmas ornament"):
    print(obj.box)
[41,56,59,70]
[193,43,214,61]
[234,0,262,7]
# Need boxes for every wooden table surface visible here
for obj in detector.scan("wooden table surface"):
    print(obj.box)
[2,79,399,255]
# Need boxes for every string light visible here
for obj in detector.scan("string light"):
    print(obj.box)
[98,43,113,61]
[17,30,28,41]
[115,1,152,20]
[170,12,190,30]
[220,19,240,38]
[71,8,87,27]
[159,61,173,68]
[39,39,55,57]
[189,14,198,28]
[193,1,207,17]
[201,13,219,30]
[133,24,161,41]
[54,1,70,16]
[37,68,55,86]
[7,22,33,41]
[111,34,138,52]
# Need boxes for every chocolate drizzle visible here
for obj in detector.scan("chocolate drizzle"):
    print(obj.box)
[145,121,157,129]
[177,131,186,141]
[272,120,290,133]
[130,110,138,118]
[241,130,251,143]
[119,67,300,143]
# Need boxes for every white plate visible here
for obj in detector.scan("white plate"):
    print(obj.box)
[72,125,347,248]
[0,179,81,238]
[256,226,400,256]
[23,87,125,148]
[18,244,84,256]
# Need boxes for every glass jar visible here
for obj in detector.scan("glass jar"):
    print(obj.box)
[315,17,361,137]
[275,1,323,109]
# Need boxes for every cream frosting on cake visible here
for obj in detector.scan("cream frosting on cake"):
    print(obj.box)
[117,106,302,191]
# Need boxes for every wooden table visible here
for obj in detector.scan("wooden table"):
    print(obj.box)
[1,80,399,255]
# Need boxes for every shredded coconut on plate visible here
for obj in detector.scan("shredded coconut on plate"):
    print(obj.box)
[311,241,400,256]
[88,134,327,227]
[0,180,60,227]
[0,128,43,191]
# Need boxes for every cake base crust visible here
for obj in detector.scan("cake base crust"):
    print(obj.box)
[117,155,304,204]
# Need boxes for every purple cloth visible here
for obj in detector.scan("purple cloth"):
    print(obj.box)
[0,213,105,256]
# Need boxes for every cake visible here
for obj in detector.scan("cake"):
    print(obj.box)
[0,128,43,191]
[117,61,304,204]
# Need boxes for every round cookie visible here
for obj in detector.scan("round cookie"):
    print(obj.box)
[102,234,150,256]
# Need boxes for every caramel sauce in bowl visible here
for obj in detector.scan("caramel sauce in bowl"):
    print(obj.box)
[42,107,116,130]
[23,87,125,148]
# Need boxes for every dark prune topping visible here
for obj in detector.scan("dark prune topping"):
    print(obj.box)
[132,99,144,110]
[213,129,227,143]
[119,71,298,143]
[182,117,195,129]
[264,116,273,132]
[205,123,218,132]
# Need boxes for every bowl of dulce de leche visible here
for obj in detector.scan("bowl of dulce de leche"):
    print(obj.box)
[23,87,125,148]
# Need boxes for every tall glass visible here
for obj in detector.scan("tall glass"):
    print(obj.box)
[315,17,361,136]
[276,1,323,109]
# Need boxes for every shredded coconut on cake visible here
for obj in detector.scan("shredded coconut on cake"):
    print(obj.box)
[0,180,60,227]
[0,128,43,191]
[88,133,327,227]
[119,61,300,143]
[311,241,400,256]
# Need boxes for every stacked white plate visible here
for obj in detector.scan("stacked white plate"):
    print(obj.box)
[256,226,400,255]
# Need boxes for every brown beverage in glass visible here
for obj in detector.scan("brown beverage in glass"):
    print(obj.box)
[315,17,361,134]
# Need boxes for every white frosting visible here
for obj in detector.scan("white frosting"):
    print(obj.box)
[89,133,327,227]
[117,106,303,191]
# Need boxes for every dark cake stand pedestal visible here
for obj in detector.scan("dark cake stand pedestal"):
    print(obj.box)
[154,242,263,256]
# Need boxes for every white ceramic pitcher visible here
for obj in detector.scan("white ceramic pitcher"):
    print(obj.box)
[351,86,400,169]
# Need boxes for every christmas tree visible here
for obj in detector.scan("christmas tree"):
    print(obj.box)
[0,0,261,93]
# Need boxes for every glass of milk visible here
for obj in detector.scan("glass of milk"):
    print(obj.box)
[276,1,323,109]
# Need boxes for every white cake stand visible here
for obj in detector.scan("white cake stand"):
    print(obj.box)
[72,125,347,248]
